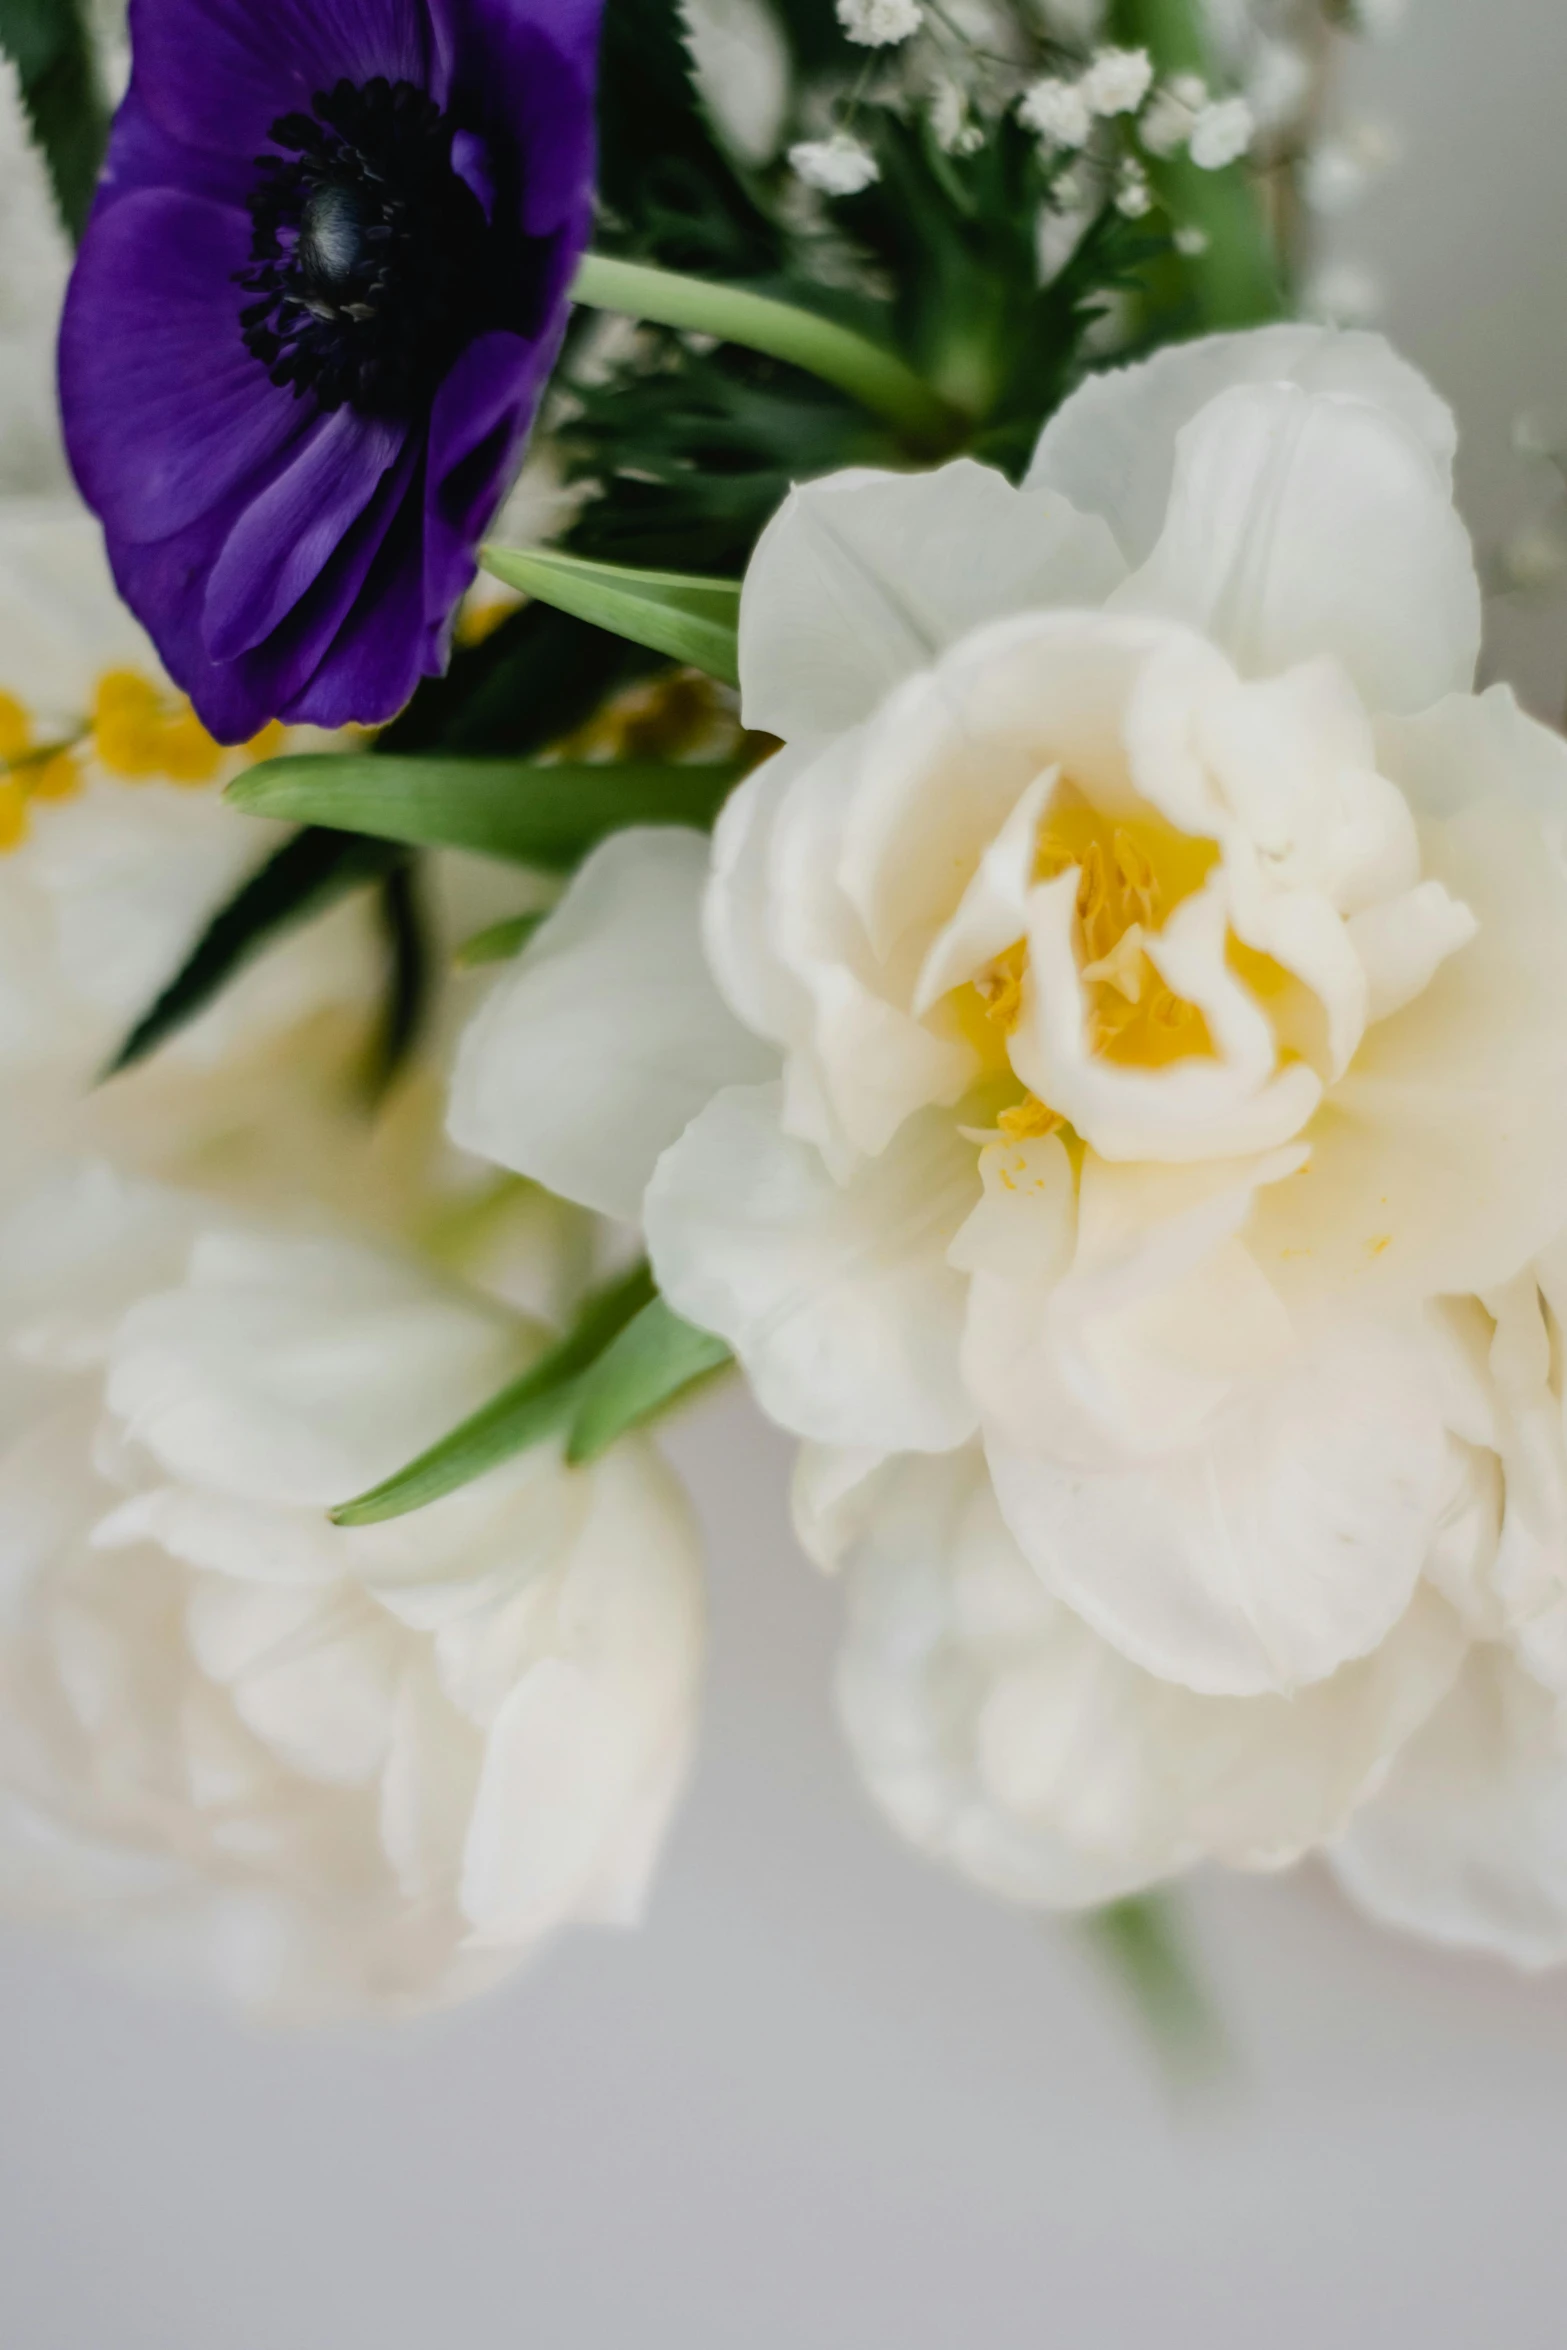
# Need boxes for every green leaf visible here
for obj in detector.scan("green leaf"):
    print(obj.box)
[331,1262,656,1526]
[0,0,110,243]
[365,860,431,1100]
[229,752,744,866]
[101,827,406,1079]
[566,1295,731,1463]
[454,911,547,968]
[480,545,742,686]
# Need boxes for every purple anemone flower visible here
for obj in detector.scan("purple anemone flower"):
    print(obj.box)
[60,0,602,740]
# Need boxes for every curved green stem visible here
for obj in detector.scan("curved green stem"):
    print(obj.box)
[571,253,966,453]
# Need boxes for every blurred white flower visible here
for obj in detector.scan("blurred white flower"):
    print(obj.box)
[789,132,880,195]
[452,326,1567,1723]
[1139,73,1208,158]
[1080,46,1153,118]
[1188,94,1254,169]
[1244,38,1311,135]
[681,0,792,165]
[1302,121,1401,216]
[1113,157,1153,217]
[0,1170,704,2019]
[1018,77,1093,152]
[835,0,921,44]
[1304,257,1384,325]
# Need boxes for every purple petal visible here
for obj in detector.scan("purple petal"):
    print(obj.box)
[439,0,601,240]
[421,328,553,635]
[113,438,425,738]
[96,82,253,209]
[126,0,441,159]
[203,407,404,661]
[60,188,307,547]
[282,479,433,726]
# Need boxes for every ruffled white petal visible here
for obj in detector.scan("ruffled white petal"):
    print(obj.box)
[1254,692,1567,1304]
[836,1447,1464,1909]
[448,826,776,1221]
[988,1314,1459,1695]
[1332,1644,1567,1969]
[1110,382,1481,712]
[645,1081,979,1450]
[1026,323,1458,568]
[738,459,1125,740]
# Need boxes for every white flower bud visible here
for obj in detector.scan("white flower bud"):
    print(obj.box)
[1081,45,1153,118]
[1018,76,1092,152]
[1188,94,1254,170]
[834,0,920,44]
[789,132,880,195]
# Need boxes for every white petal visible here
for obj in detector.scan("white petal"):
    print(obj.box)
[1027,323,1458,568]
[1332,1645,1567,1969]
[645,1081,979,1450]
[448,827,776,1221]
[1110,382,1480,712]
[738,460,1125,740]
[836,1448,1463,1909]
[988,1315,1457,1695]
[105,1232,531,1507]
[963,1145,1300,1472]
[1254,692,1567,1303]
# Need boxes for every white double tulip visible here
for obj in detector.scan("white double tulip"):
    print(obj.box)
[453,324,1567,1936]
[0,1168,704,2019]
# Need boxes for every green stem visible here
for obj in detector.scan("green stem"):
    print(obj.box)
[1111,0,1284,328]
[571,254,966,453]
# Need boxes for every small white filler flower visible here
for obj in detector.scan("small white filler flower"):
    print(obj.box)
[789,131,881,196]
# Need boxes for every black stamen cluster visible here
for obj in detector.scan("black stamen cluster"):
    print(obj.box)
[238,77,500,417]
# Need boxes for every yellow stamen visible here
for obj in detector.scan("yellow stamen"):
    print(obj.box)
[997,1093,1062,1139]
[0,690,30,766]
[30,750,82,802]
[0,777,28,850]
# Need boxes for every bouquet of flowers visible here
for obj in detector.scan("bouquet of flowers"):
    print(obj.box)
[0,0,1560,2034]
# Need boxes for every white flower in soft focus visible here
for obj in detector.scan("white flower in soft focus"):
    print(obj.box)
[789,133,881,196]
[1080,46,1153,119]
[451,325,1567,1725]
[1018,77,1093,153]
[1113,158,1153,218]
[681,0,792,164]
[1187,93,1254,170]
[808,1444,1479,1909]
[1305,258,1384,327]
[0,1167,703,2019]
[0,504,376,1147]
[835,0,921,45]
[1138,75,1206,159]
[1244,39,1311,135]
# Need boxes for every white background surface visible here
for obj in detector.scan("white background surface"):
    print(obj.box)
[8,3,1567,2342]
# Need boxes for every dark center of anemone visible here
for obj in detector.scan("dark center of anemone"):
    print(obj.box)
[237,77,502,418]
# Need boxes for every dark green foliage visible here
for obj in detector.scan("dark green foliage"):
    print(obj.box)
[101,828,406,1080]
[365,860,431,1100]
[0,0,108,242]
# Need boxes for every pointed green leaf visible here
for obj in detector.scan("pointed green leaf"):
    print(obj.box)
[454,911,548,968]
[102,827,406,1079]
[331,1261,656,1526]
[480,545,741,686]
[229,753,743,867]
[566,1295,731,1464]
[0,0,110,243]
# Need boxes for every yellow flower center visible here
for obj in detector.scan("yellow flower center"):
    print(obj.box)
[0,671,287,854]
[949,788,1222,1137]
